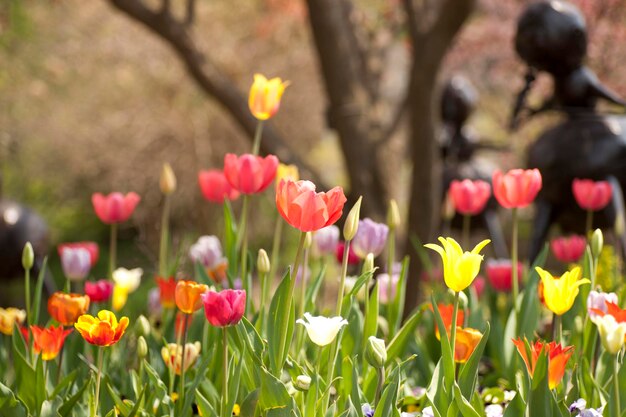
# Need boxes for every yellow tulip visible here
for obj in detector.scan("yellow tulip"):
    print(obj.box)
[248,74,289,120]
[424,237,490,292]
[276,163,299,186]
[536,266,590,316]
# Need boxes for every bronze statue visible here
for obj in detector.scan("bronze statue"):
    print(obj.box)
[512,0,626,260]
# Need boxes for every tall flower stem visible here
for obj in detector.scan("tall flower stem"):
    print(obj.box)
[613,355,621,417]
[553,314,562,345]
[462,214,471,249]
[222,327,229,416]
[94,348,104,417]
[511,208,520,318]
[295,248,310,357]
[374,366,385,407]
[251,121,264,156]
[258,268,268,332]
[450,291,460,382]
[269,217,284,287]
[179,316,189,408]
[159,195,171,277]
[586,209,593,238]
[109,223,118,279]
[386,228,395,319]
[335,241,352,316]
[239,195,251,311]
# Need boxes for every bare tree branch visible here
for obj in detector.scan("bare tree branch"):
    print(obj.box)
[185,0,195,26]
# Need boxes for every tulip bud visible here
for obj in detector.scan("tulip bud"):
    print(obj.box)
[22,242,34,271]
[135,315,151,337]
[304,232,313,249]
[365,336,387,368]
[294,375,311,391]
[137,336,148,359]
[362,253,375,275]
[344,196,363,241]
[160,163,177,195]
[257,249,270,274]
[387,199,401,230]
[448,288,468,309]
[591,229,603,259]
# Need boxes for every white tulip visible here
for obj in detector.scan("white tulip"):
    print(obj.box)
[296,313,348,347]
[592,314,626,355]
[112,267,143,292]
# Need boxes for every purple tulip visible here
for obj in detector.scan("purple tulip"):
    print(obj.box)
[189,235,227,270]
[312,225,339,257]
[60,247,92,281]
[352,218,389,258]
[587,290,618,320]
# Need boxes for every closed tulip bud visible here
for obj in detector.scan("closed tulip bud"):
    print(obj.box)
[448,288,469,309]
[362,253,375,274]
[304,232,313,249]
[591,229,603,259]
[343,197,362,241]
[135,315,151,337]
[387,199,401,230]
[365,336,387,368]
[137,336,148,359]
[22,242,34,271]
[257,249,270,274]
[160,163,177,195]
[294,375,311,391]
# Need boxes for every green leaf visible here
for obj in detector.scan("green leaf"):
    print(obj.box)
[0,381,27,417]
[458,323,490,400]
[453,384,481,417]
[39,396,63,417]
[267,270,295,375]
[430,295,455,394]
[259,367,300,416]
[58,376,91,417]
[388,256,409,337]
[31,256,48,326]
[363,281,379,345]
[372,366,401,417]
[386,305,425,365]
[51,369,78,399]
[223,200,239,279]
[239,389,259,417]
[305,264,326,313]
[178,354,212,417]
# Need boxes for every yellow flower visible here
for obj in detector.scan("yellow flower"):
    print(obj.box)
[0,308,26,335]
[248,74,289,120]
[536,266,590,315]
[424,237,490,292]
[275,163,299,186]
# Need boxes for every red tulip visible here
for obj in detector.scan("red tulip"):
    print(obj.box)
[156,276,177,309]
[486,259,523,292]
[201,289,246,327]
[276,179,347,232]
[472,275,486,298]
[85,280,114,303]
[198,170,240,203]
[30,325,73,361]
[175,312,194,339]
[572,179,612,211]
[492,169,542,209]
[58,242,99,267]
[550,235,586,263]
[223,153,278,194]
[91,192,140,224]
[448,179,491,215]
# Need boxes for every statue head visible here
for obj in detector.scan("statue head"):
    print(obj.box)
[441,76,477,128]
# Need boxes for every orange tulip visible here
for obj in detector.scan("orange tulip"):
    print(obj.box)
[513,338,573,389]
[74,310,129,347]
[30,325,72,360]
[454,327,482,363]
[430,303,465,340]
[175,280,209,314]
[276,179,347,232]
[48,292,90,326]
[156,276,177,309]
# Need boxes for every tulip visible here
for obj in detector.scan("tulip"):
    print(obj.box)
[365,336,387,368]
[485,259,523,292]
[492,169,542,209]
[448,179,491,215]
[160,163,177,195]
[22,242,34,271]
[424,237,490,292]
[0,308,26,335]
[572,179,612,211]
[161,342,202,375]
[48,292,90,326]
[535,266,590,316]
[592,314,626,354]
[30,325,72,360]
[343,197,362,241]
[587,291,618,320]
[135,315,151,337]
[175,312,194,339]
[550,235,586,263]
[248,73,288,121]
[312,225,340,257]
[189,235,228,281]
[198,169,240,203]
[296,313,348,347]
[137,336,148,359]
[387,199,401,230]
[84,280,114,303]
[91,192,140,224]
[58,242,99,266]
[472,275,486,298]
[276,179,347,232]
[224,153,278,195]
[431,303,465,340]
[336,241,359,265]
[74,310,129,346]
[352,218,389,258]
[60,247,92,282]
[454,327,482,363]
[275,163,299,185]
[377,273,399,304]
[156,276,177,309]
[201,289,246,327]
[112,267,143,311]
[175,280,209,314]
[294,375,312,391]
[513,338,573,389]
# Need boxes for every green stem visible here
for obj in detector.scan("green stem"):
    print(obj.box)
[374,366,384,407]
[44,361,49,399]
[511,208,519,319]
[295,248,310,357]
[462,214,471,249]
[222,327,229,416]
[239,195,250,279]
[179,317,189,407]
[159,196,171,277]
[386,229,395,305]
[56,344,65,384]
[613,355,621,417]
[586,209,593,238]
[269,216,284,286]
[24,268,31,327]
[258,269,268,333]
[109,223,118,279]
[335,240,352,316]
[251,120,264,156]
[450,291,460,382]
[553,314,562,345]
[94,348,104,417]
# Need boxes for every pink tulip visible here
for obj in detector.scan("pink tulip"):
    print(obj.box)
[492,169,542,209]
[472,275,486,298]
[448,179,491,215]
[58,242,99,267]
[84,280,114,303]
[486,259,523,292]
[201,289,246,327]
[91,192,140,224]
[198,170,240,203]
[572,179,612,211]
[223,153,278,194]
[550,235,586,263]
